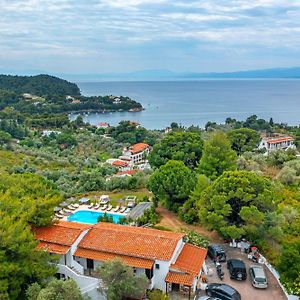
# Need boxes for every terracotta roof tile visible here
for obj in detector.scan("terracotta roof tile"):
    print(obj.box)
[78,223,184,260]
[34,221,90,247]
[57,221,92,230]
[129,143,149,154]
[170,244,207,275]
[115,170,139,176]
[165,272,194,286]
[75,248,154,269]
[267,137,294,144]
[37,242,70,254]
[112,160,129,167]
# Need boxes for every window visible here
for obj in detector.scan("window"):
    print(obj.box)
[155,264,160,269]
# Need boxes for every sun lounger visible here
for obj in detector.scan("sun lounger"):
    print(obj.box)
[88,203,94,209]
[100,204,108,211]
[119,206,126,213]
[55,213,64,219]
[62,209,72,216]
[72,203,79,208]
[93,203,100,210]
[106,204,112,211]
[68,205,76,210]
[113,206,120,212]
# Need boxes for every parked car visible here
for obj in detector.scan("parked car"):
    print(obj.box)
[227,259,247,280]
[249,264,268,288]
[206,283,241,300]
[207,245,227,262]
[194,296,216,300]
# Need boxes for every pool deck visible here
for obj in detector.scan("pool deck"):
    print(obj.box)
[59,205,128,222]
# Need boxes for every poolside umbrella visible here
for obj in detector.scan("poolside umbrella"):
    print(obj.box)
[59,201,69,207]
[54,206,61,212]
[79,197,90,204]
[67,197,76,203]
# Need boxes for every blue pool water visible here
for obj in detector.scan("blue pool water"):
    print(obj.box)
[67,210,124,224]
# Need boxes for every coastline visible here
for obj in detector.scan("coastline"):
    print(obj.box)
[67,107,144,115]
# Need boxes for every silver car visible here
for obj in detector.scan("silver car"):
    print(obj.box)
[249,264,268,288]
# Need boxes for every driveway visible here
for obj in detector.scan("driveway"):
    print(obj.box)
[198,244,287,300]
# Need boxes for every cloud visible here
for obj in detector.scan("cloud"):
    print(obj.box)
[0,0,299,73]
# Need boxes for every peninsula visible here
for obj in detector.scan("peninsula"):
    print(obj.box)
[0,74,143,115]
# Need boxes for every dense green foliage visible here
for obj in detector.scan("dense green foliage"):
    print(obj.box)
[228,128,261,154]
[0,74,80,99]
[97,259,148,300]
[147,289,169,300]
[0,173,60,299]
[148,131,203,169]
[197,170,276,237]
[107,120,160,145]
[26,279,86,300]
[0,74,142,115]
[148,160,196,211]
[183,230,209,248]
[198,131,237,180]
[179,174,210,224]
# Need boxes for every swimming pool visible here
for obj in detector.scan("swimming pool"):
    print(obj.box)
[67,210,125,224]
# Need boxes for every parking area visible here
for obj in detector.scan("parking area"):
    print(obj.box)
[198,244,287,300]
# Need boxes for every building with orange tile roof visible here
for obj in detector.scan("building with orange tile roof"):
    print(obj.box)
[259,133,295,152]
[166,244,208,296]
[34,221,207,298]
[122,143,150,164]
[113,169,139,178]
[34,221,92,267]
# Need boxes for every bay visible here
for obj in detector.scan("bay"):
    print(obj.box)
[71,80,300,130]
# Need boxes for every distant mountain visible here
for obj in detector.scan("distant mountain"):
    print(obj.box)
[2,67,300,82]
[56,67,300,81]
[182,67,300,79]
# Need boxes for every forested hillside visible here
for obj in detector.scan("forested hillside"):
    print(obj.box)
[0,74,80,99]
[0,74,142,114]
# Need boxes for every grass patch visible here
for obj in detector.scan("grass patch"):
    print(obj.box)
[75,189,152,206]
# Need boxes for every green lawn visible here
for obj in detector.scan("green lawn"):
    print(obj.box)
[74,189,152,206]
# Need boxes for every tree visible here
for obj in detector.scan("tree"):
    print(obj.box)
[198,131,237,180]
[0,130,12,146]
[0,173,61,299]
[277,239,300,296]
[227,128,260,155]
[148,160,196,211]
[278,166,299,185]
[178,174,210,224]
[0,211,56,300]
[26,279,86,300]
[148,131,203,169]
[148,289,169,300]
[97,259,148,300]
[198,170,276,235]
[0,173,61,226]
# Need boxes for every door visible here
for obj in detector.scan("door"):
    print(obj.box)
[87,258,94,270]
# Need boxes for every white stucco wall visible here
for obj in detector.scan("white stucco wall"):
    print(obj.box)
[152,260,170,291]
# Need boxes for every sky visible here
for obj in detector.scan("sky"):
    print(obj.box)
[0,0,300,74]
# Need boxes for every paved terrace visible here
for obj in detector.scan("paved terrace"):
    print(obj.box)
[127,202,153,220]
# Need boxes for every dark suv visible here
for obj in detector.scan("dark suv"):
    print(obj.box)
[206,283,241,300]
[227,259,247,280]
[207,245,226,262]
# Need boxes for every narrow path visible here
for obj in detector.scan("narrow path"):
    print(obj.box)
[156,206,222,243]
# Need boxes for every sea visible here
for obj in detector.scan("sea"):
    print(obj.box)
[71,80,300,130]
